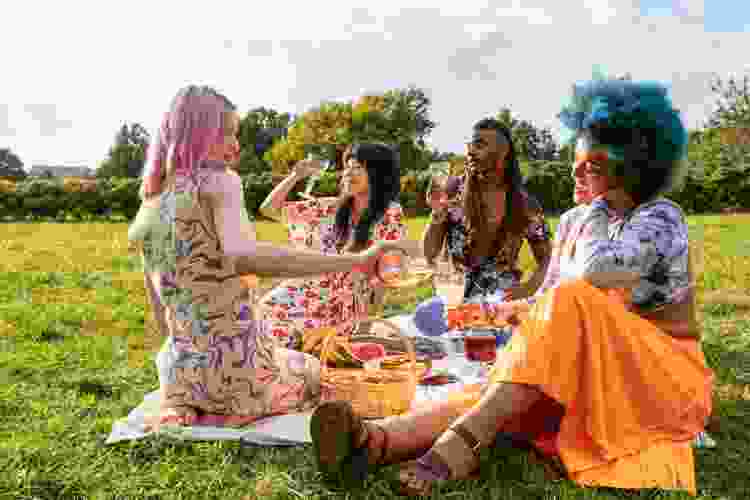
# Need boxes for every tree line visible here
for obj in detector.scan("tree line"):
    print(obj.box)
[2,76,748,215]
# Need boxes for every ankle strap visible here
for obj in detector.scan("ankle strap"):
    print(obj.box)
[449,423,483,459]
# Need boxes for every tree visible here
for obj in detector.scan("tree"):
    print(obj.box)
[97,122,150,178]
[495,108,559,161]
[267,86,436,176]
[236,108,293,176]
[0,148,26,179]
[707,73,750,131]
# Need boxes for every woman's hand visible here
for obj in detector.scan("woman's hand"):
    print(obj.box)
[430,198,460,225]
[353,241,408,277]
[504,284,530,301]
[292,159,323,180]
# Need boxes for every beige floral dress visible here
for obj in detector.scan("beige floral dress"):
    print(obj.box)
[130,169,321,419]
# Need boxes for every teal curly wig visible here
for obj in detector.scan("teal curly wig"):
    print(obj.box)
[557,69,689,203]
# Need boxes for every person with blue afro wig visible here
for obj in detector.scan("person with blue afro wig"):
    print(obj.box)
[308,70,714,497]
[557,70,689,204]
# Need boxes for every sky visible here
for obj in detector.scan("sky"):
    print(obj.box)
[1,0,749,170]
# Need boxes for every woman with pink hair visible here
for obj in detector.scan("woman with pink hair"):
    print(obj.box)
[128,85,405,425]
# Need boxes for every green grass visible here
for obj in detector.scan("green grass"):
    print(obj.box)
[1,216,749,499]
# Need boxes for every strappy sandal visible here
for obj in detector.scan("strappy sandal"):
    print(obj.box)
[310,401,388,485]
[398,422,484,497]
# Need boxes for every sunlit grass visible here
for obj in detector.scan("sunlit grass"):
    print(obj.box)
[0,214,748,499]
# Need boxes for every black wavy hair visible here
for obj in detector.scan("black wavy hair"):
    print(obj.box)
[334,143,401,252]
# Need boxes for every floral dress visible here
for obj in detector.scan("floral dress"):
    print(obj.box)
[259,197,407,342]
[127,169,321,419]
[444,180,553,301]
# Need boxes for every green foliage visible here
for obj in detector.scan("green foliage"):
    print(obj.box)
[523,160,575,214]
[235,150,269,176]
[267,86,436,175]
[1,177,140,221]
[0,147,26,179]
[495,108,559,161]
[97,122,150,178]
[706,73,750,129]
[235,107,293,176]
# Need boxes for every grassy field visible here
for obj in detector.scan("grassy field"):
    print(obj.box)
[1,215,749,500]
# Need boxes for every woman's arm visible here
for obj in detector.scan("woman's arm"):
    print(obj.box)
[578,198,687,289]
[205,171,392,278]
[258,170,304,222]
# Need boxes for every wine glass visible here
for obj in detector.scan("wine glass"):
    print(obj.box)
[434,259,464,308]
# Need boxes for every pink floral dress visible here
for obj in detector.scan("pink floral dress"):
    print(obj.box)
[259,197,407,344]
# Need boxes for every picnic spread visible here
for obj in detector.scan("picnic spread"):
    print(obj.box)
[108,255,715,451]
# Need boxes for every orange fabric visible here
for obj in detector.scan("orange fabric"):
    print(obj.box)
[482,279,714,495]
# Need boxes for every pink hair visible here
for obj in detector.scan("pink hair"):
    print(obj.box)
[142,85,235,197]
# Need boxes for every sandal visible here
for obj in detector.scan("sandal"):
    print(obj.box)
[398,422,484,496]
[310,401,387,485]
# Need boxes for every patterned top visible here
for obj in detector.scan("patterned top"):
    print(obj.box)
[443,180,553,301]
[576,197,692,312]
[260,198,407,342]
[126,168,322,418]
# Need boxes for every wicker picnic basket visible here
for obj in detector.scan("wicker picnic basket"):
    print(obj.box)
[319,317,418,419]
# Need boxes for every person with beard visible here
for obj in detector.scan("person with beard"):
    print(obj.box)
[422,119,553,303]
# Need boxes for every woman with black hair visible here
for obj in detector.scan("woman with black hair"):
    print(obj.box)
[258,143,406,338]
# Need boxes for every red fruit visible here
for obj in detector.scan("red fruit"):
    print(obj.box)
[350,342,386,362]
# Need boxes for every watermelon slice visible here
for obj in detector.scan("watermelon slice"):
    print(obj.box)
[350,342,387,362]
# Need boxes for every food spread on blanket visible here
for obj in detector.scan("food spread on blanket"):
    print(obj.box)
[302,328,363,368]
[420,368,460,386]
[380,354,431,372]
[446,302,525,330]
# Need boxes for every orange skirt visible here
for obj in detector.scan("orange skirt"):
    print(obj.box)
[455,279,714,495]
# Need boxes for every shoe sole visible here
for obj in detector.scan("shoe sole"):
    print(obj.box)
[310,401,354,481]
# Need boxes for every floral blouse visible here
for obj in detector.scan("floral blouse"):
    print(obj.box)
[443,181,553,301]
[260,198,407,343]
[576,198,692,312]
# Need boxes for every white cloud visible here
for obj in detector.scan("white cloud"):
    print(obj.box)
[0,0,747,169]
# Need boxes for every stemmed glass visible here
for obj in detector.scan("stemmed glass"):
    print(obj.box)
[433,257,464,308]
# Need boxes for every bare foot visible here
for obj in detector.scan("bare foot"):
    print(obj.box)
[159,406,198,426]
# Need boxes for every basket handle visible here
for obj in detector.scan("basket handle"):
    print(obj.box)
[319,318,417,389]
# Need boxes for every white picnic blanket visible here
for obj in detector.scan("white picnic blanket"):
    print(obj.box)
[106,313,715,449]
[106,314,487,446]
